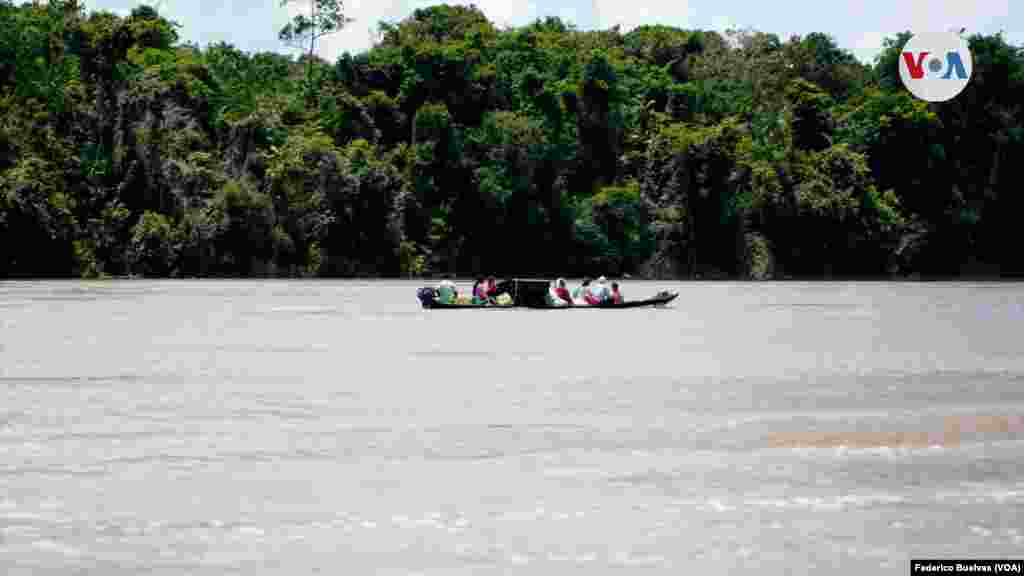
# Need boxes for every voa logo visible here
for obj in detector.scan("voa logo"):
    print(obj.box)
[899,31,973,102]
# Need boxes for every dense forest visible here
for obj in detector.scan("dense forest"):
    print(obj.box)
[1,1,1023,279]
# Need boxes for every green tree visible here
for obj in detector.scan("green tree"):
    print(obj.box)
[576,49,625,188]
[873,32,913,90]
[573,182,654,274]
[264,127,336,274]
[0,156,78,277]
[320,139,404,276]
[786,78,834,152]
[783,32,867,100]
[641,119,743,277]
[278,0,353,91]
[127,211,178,276]
[205,179,276,275]
[407,101,469,273]
[465,110,554,274]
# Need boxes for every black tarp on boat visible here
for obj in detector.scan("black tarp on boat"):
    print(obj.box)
[498,279,550,308]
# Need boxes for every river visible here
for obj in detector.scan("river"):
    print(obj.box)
[2,280,1023,574]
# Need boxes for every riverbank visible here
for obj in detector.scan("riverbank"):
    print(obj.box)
[6,274,1024,283]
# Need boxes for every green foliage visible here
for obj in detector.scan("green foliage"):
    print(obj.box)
[623,25,701,67]
[835,88,938,150]
[874,32,914,90]
[379,4,493,47]
[0,155,78,275]
[77,197,131,277]
[319,88,377,144]
[650,118,742,162]
[791,145,876,219]
[689,29,790,121]
[412,101,452,143]
[128,210,178,275]
[279,0,354,92]
[0,156,75,241]
[664,82,697,121]
[866,188,906,231]
[0,1,88,121]
[786,78,835,151]
[126,4,179,50]
[398,240,425,276]
[205,179,276,275]
[0,2,1021,279]
[733,158,786,215]
[742,232,773,279]
[833,87,946,223]
[323,138,405,276]
[205,43,295,122]
[264,126,335,270]
[784,32,867,100]
[579,181,655,270]
[279,0,353,50]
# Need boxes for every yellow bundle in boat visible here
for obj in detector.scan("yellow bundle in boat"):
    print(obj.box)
[496,293,513,306]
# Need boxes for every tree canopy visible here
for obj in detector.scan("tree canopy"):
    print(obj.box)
[2,1,1022,279]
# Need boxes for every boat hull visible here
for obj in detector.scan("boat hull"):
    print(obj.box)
[417,283,678,310]
[422,302,517,309]
[522,292,679,309]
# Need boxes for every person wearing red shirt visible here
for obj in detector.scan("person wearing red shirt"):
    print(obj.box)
[553,278,573,305]
[582,278,600,305]
[472,277,492,304]
[611,281,624,304]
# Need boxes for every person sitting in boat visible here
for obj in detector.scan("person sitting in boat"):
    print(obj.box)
[611,281,624,304]
[485,276,498,300]
[571,278,588,300]
[546,282,566,306]
[590,276,612,303]
[436,279,458,304]
[472,277,493,305]
[573,278,594,305]
[552,278,573,306]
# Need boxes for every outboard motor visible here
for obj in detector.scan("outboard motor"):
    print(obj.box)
[416,287,437,308]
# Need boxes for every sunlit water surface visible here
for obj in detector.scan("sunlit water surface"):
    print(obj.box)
[2,280,1023,574]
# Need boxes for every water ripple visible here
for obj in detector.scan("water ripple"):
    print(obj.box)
[409,350,500,360]
[0,466,109,478]
[0,374,144,387]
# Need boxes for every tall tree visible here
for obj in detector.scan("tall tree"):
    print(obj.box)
[278,0,353,89]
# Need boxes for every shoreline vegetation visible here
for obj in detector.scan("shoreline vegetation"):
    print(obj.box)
[1,2,1023,281]
[4,274,1023,283]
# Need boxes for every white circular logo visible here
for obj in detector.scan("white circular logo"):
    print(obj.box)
[898,32,973,102]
